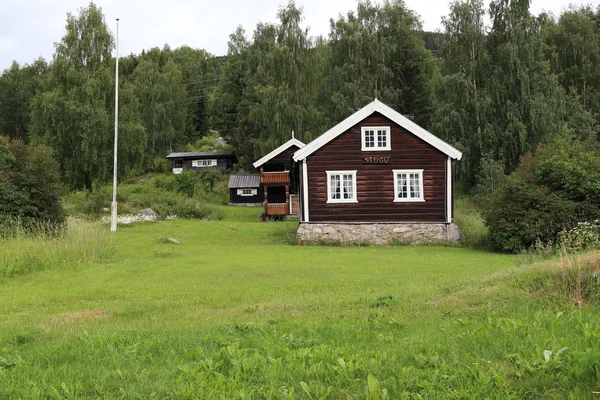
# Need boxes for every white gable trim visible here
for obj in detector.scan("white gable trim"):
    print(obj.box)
[253,138,306,168]
[293,99,462,162]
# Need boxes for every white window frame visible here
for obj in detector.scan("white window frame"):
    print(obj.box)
[192,159,217,167]
[237,188,257,196]
[326,170,358,204]
[361,126,391,151]
[393,169,425,202]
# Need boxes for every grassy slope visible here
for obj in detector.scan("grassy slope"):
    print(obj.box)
[0,207,599,398]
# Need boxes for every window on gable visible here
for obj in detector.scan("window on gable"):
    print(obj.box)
[361,126,390,151]
[326,171,358,203]
[394,169,425,202]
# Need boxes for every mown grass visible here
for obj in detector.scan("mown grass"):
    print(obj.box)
[0,206,599,398]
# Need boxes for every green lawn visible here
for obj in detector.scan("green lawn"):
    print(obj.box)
[1,207,599,398]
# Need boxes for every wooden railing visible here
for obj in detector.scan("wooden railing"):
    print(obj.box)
[262,172,290,184]
[265,203,288,215]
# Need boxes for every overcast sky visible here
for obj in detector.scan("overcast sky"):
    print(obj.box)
[1,0,598,71]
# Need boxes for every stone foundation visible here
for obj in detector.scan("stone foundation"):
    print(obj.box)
[296,223,461,245]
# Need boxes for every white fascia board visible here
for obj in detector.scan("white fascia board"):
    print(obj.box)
[253,138,306,168]
[293,99,463,162]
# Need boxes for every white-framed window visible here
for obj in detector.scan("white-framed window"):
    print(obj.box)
[192,159,217,167]
[361,126,391,151]
[237,189,257,196]
[394,169,425,202]
[326,171,358,203]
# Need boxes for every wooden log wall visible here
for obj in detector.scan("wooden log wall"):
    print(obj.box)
[306,112,447,223]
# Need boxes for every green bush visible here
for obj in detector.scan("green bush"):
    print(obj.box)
[483,137,600,253]
[175,171,199,197]
[0,137,65,229]
[557,220,600,251]
[197,168,222,191]
[153,157,170,173]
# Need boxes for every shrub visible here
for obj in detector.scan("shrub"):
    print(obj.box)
[557,220,600,251]
[198,168,222,191]
[483,137,600,253]
[175,171,199,198]
[154,174,178,192]
[153,157,170,173]
[0,137,65,229]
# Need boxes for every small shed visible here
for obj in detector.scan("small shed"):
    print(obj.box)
[228,174,263,206]
[166,151,237,174]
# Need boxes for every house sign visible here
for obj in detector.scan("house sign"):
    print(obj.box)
[363,156,391,164]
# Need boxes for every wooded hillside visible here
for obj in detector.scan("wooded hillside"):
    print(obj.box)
[1,0,598,191]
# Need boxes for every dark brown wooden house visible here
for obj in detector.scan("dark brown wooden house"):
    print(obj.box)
[227,174,263,205]
[253,136,305,220]
[166,151,237,174]
[292,100,463,244]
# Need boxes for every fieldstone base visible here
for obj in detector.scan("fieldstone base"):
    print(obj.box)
[229,203,262,207]
[296,223,461,245]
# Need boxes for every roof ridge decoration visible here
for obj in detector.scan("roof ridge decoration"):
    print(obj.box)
[293,99,462,161]
[253,137,306,168]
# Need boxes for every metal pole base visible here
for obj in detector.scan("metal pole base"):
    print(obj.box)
[111,201,118,232]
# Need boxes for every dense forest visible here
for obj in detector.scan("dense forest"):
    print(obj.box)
[0,0,599,194]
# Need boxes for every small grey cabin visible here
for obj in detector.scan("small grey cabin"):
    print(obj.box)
[228,174,263,206]
[166,151,237,174]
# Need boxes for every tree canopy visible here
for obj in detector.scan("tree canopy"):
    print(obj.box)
[0,0,598,194]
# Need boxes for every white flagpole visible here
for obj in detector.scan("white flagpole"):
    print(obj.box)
[111,18,119,232]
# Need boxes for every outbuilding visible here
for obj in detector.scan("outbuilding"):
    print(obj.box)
[293,99,463,244]
[166,151,237,174]
[253,135,305,220]
[227,174,263,206]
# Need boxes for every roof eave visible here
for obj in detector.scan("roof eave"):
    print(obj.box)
[253,138,306,168]
[293,100,463,161]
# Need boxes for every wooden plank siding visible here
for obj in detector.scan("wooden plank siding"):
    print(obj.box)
[178,158,229,174]
[230,187,264,204]
[306,113,447,223]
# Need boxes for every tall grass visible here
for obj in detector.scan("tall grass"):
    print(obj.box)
[0,218,114,279]
[454,193,489,249]
[521,251,600,306]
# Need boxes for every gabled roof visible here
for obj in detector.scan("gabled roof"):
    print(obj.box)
[166,151,236,159]
[252,138,306,168]
[228,174,260,189]
[293,99,463,161]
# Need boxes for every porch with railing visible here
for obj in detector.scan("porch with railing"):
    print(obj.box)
[265,203,288,215]
[262,171,290,184]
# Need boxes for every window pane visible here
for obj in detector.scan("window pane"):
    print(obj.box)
[365,130,375,148]
[342,174,353,199]
[397,173,407,198]
[331,175,340,199]
[407,173,421,199]
[377,129,387,148]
